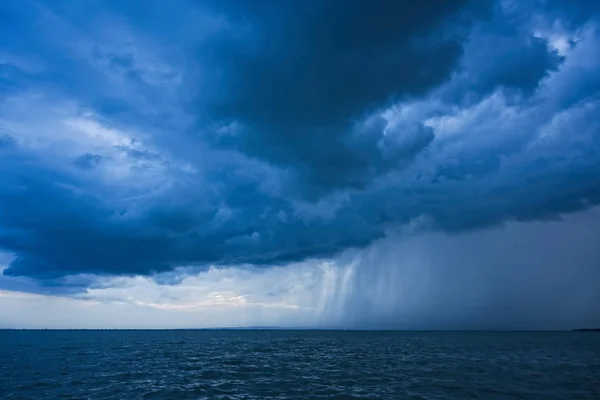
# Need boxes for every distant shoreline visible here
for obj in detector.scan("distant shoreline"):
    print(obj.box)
[571,328,600,332]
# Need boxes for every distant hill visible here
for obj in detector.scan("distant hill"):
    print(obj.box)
[572,328,600,332]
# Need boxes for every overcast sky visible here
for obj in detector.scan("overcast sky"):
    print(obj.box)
[1,0,599,329]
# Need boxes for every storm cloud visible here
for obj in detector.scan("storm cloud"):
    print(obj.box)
[0,0,599,299]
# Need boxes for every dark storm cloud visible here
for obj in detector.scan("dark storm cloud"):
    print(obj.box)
[0,157,380,278]
[457,23,563,100]
[0,139,382,277]
[197,0,491,193]
[1,0,600,282]
[200,0,483,128]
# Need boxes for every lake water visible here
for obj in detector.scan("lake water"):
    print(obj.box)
[1,330,599,399]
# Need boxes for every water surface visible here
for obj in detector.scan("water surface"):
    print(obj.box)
[1,330,599,399]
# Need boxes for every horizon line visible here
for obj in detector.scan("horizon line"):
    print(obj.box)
[1,327,594,332]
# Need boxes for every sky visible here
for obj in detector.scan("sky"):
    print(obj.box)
[0,0,599,329]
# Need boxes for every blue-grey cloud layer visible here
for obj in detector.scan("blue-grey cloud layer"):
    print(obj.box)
[198,0,488,193]
[1,0,599,282]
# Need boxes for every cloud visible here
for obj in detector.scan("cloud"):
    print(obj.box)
[197,0,491,194]
[450,4,564,101]
[0,0,599,285]
[199,0,483,127]
[2,207,599,329]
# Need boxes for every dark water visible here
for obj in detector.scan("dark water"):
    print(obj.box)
[1,330,599,399]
